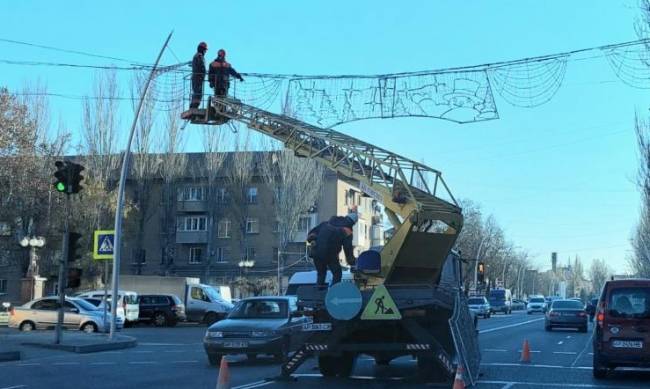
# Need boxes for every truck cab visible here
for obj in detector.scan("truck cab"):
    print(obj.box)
[186,283,234,324]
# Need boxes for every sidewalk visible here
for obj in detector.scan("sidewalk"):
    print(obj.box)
[0,327,136,361]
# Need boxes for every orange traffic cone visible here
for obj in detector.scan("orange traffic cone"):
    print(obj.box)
[216,357,231,389]
[452,364,465,389]
[521,339,532,363]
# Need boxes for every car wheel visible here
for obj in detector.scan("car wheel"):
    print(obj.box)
[81,322,98,333]
[20,321,35,332]
[318,355,338,377]
[153,312,168,327]
[579,325,588,333]
[208,353,223,366]
[204,312,219,325]
[545,324,552,332]
[593,352,607,379]
[338,352,355,377]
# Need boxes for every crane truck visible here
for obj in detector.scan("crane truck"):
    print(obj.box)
[183,97,480,386]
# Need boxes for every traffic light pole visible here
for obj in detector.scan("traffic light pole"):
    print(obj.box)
[109,31,172,340]
[54,193,71,344]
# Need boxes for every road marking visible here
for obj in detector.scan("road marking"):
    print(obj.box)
[102,351,123,354]
[134,350,154,353]
[171,360,199,363]
[139,342,202,346]
[501,383,516,389]
[483,348,508,352]
[52,362,80,366]
[553,351,577,355]
[128,361,157,365]
[481,362,592,370]
[517,350,541,353]
[557,341,563,345]
[479,380,635,388]
[0,385,27,389]
[164,350,184,353]
[16,363,40,366]
[571,330,594,367]
[231,381,274,389]
[89,362,117,365]
[479,317,545,334]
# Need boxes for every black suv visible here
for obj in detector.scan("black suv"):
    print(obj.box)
[138,294,186,327]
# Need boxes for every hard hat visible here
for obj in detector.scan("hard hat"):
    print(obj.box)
[346,212,359,225]
[218,49,226,57]
[198,42,208,49]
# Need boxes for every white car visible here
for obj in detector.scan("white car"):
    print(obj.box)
[526,296,546,314]
[76,290,139,326]
[468,296,491,318]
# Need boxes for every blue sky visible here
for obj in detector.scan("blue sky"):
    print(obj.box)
[1,0,647,272]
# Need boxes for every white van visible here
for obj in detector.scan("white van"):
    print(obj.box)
[285,270,354,296]
[76,290,140,326]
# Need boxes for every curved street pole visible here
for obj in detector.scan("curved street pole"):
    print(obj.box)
[109,32,173,339]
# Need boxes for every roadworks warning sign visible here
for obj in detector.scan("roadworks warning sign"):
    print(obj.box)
[360,285,402,320]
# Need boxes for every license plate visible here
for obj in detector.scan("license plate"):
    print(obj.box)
[223,341,248,348]
[302,323,332,331]
[612,340,643,349]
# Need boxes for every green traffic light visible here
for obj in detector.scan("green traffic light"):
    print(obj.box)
[56,182,67,192]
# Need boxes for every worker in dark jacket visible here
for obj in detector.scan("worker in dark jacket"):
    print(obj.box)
[208,49,244,97]
[190,42,208,109]
[307,212,358,286]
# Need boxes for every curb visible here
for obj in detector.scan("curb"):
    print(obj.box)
[0,351,21,362]
[22,336,137,354]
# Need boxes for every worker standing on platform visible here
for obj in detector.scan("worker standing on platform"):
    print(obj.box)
[208,49,244,97]
[307,210,358,287]
[190,42,208,109]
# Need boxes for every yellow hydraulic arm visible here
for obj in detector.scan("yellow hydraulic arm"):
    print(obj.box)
[209,97,463,286]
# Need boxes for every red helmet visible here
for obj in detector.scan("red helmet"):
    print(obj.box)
[218,49,226,58]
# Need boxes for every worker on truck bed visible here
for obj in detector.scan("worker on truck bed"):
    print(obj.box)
[307,210,358,286]
[190,41,208,109]
[208,49,244,97]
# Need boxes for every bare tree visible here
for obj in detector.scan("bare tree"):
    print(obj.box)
[589,258,611,296]
[631,113,650,278]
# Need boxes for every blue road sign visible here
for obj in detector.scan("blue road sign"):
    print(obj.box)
[93,230,115,260]
[325,281,363,320]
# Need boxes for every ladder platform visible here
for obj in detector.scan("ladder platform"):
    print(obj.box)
[180,108,230,125]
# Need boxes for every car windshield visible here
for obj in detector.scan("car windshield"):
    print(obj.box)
[72,298,100,311]
[204,287,222,302]
[552,300,583,309]
[468,298,485,304]
[228,299,288,319]
[608,287,650,318]
[530,298,545,303]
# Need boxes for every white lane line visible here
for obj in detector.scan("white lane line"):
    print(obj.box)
[89,362,117,365]
[52,362,80,366]
[557,341,563,345]
[134,350,153,353]
[128,361,157,365]
[566,335,572,339]
[483,348,508,352]
[553,351,577,355]
[171,360,199,363]
[571,330,594,367]
[16,363,40,366]
[501,383,516,389]
[163,350,184,353]
[102,351,122,354]
[138,342,202,346]
[1,385,27,389]
[481,362,593,370]
[231,381,274,389]
[517,350,541,353]
[479,317,545,334]
[479,380,635,388]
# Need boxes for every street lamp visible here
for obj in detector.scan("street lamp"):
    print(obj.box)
[18,234,46,302]
[237,260,255,298]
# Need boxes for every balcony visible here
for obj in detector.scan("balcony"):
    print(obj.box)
[177,201,207,213]
[176,231,208,244]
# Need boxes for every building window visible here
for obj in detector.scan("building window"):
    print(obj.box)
[272,247,279,261]
[189,247,203,264]
[246,218,259,234]
[179,186,206,201]
[273,220,280,233]
[217,188,228,203]
[217,219,231,238]
[215,248,227,263]
[298,216,311,232]
[177,216,207,231]
[243,247,256,260]
[247,187,258,204]
[0,222,11,236]
[0,279,6,295]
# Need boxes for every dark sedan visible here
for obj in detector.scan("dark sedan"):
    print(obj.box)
[545,299,588,332]
[203,296,310,365]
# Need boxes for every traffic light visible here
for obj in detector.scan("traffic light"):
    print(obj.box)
[67,232,82,262]
[53,161,68,193]
[477,261,485,283]
[67,268,82,288]
[68,162,85,194]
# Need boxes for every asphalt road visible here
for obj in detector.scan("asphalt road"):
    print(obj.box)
[1,311,649,389]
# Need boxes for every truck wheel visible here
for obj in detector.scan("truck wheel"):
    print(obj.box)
[204,312,219,325]
[208,353,223,366]
[318,355,338,377]
[417,356,449,383]
[338,353,355,377]
[153,312,168,327]
[593,352,607,379]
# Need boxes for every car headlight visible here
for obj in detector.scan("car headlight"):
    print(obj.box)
[251,330,273,337]
[205,331,223,338]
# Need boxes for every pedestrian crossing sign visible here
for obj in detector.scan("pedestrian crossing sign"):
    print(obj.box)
[93,230,115,260]
[360,285,402,320]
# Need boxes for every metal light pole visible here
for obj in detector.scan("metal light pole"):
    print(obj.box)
[110,32,173,339]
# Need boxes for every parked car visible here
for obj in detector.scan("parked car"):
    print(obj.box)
[468,297,491,318]
[488,288,512,314]
[544,299,588,332]
[592,279,650,379]
[527,296,546,314]
[8,296,123,333]
[75,290,139,326]
[203,296,310,365]
[511,299,526,311]
[138,294,186,327]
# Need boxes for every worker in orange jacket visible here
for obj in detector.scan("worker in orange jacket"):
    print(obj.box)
[208,49,244,97]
